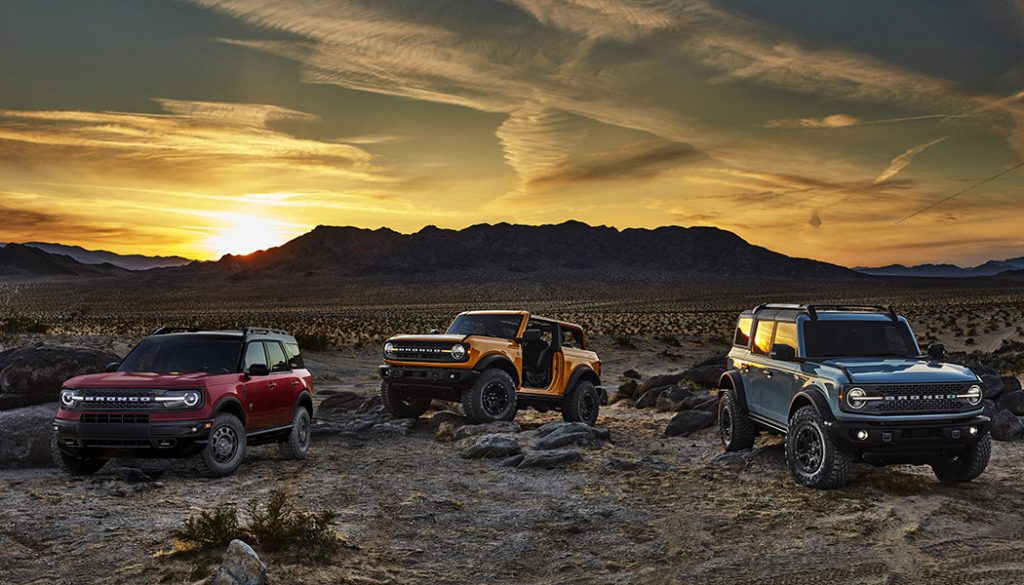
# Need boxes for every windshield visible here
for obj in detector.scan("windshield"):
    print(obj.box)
[803,320,919,359]
[118,337,241,375]
[446,314,523,339]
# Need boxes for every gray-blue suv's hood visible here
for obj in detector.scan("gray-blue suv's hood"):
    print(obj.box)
[825,358,978,384]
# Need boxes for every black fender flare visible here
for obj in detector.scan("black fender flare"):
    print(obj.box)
[566,365,601,393]
[718,370,749,412]
[788,387,835,422]
[211,396,246,425]
[475,354,520,387]
[292,390,314,416]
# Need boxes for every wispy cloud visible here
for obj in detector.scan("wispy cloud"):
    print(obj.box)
[874,137,948,184]
[765,114,860,129]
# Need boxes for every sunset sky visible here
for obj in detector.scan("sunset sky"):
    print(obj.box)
[1,1,1022,266]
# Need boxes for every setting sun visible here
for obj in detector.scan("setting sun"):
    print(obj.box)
[204,214,298,258]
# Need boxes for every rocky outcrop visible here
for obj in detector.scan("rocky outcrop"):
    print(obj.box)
[0,403,57,468]
[461,434,521,459]
[0,344,119,409]
[211,540,266,585]
[665,410,717,437]
[990,410,1024,442]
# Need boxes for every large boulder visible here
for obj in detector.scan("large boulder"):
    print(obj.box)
[996,391,1024,416]
[314,392,367,419]
[990,410,1024,442]
[451,421,521,441]
[637,372,687,395]
[0,344,119,409]
[681,364,726,389]
[461,434,521,459]
[212,540,266,585]
[1003,376,1023,393]
[532,422,609,450]
[0,402,57,467]
[665,410,716,437]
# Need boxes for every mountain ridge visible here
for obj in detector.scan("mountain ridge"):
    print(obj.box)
[9,242,192,271]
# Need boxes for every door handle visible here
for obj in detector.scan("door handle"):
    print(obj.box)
[763,370,773,379]
[291,380,301,387]
[268,382,277,390]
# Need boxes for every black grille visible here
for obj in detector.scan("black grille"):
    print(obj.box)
[874,383,968,413]
[80,413,150,424]
[81,439,153,448]
[389,343,456,362]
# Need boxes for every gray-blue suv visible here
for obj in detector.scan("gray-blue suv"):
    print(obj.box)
[719,304,990,489]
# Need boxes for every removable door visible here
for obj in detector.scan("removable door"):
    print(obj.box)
[763,322,803,423]
[263,340,298,426]
[241,341,276,431]
[745,320,776,416]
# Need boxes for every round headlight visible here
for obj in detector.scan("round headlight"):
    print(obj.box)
[967,384,983,406]
[60,389,77,409]
[847,387,867,410]
[450,344,466,360]
[183,390,201,408]
[384,342,395,359]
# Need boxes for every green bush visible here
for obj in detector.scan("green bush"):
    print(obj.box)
[175,490,339,559]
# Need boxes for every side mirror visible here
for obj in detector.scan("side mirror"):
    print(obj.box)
[927,343,946,361]
[247,363,270,377]
[770,344,797,361]
[104,362,119,373]
[429,329,440,335]
[521,329,542,343]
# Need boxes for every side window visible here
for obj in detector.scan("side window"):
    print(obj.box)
[285,342,304,369]
[734,317,753,347]
[752,321,775,355]
[243,342,267,371]
[772,322,799,356]
[265,341,290,372]
[525,320,554,345]
[563,328,584,349]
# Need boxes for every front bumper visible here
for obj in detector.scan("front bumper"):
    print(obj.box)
[825,415,990,460]
[379,364,480,390]
[53,417,213,458]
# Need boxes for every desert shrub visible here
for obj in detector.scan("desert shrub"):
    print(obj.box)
[654,334,680,346]
[295,331,334,351]
[175,490,339,559]
[0,317,49,335]
[175,505,243,550]
[612,335,636,349]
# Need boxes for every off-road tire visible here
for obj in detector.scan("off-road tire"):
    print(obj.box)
[193,413,247,478]
[462,369,517,424]
[785,406,852,490]
[381,381,431,419]
[51,433,107,476]
[932,432,991,484]
[279,407,311,460]
[562,380,600,425]
[718,388,756,451]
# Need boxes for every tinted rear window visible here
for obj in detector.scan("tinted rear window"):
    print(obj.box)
[285,342,304,369]
[752,321,774,355]
[734,317,753,347]
[803,320,918,358]
[773,322,799,355]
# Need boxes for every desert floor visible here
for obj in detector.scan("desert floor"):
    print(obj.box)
[4,337,1024,585]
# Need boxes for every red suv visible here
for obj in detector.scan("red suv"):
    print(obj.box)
[52,327,314,477]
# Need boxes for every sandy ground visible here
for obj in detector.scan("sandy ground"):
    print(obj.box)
[3,342,1024,584]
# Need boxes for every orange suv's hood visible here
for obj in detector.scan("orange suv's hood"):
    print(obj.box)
[387,334,468,344]
[64,371,221,388]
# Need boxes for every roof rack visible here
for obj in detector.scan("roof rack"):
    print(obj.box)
[150,326,204,335]
[752,304,898,321]
[242,326,290,340]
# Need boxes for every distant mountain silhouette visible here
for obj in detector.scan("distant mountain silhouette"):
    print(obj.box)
[17,242,191,270]
[178,221,857,280]
[856,256,1024,278]
[0,244,126,277]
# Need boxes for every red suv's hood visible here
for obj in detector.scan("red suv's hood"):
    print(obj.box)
[64,371,225,388]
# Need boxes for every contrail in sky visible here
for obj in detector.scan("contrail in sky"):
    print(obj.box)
[893,160,1024,225]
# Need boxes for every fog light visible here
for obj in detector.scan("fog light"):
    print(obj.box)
[969,426,978,436]
[203,422,212,429]
[856,430,869,441]
[449,373,457,380]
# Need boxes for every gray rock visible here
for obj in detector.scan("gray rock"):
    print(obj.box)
[635,388,664,409]
[462,434,521,458]
[315,391,366,420]
[982,374,1007,400]
[622,369,642,380]
[0,403,57,467]
[517,448,582,469]
[498,454,525,467]
[1002,376,1023,393]
[612,379,638,403]
[990,410,1024,442]
[663,385,694,402]
[534,421,610,441]
[637,373,687,395]
[212,540,266,585]
[665,410,716,437]
[451,421,521,441]
[996,390,1024,415]
[982,399,998,419]
[0,344,119,409]
[681,364,725,389]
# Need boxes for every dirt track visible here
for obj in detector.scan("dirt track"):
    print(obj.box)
[4,346,1024,584]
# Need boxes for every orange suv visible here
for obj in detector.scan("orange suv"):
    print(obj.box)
[379,311,603,424]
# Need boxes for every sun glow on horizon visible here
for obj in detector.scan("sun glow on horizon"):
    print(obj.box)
[204,214,300,258]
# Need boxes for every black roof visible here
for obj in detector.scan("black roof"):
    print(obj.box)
[741,304,899,322]
[148,327,296,341]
